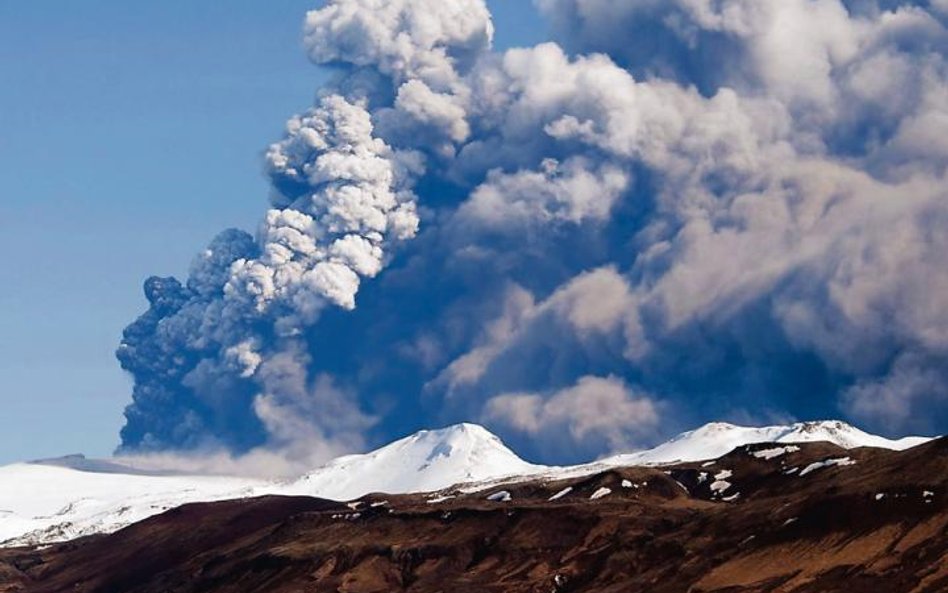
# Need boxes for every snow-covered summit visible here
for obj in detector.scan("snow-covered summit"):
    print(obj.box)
[602,420,932,466]
[775,420,930,450]
[264,423,544,501]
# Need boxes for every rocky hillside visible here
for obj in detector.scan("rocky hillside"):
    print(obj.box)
[3,436,946,592]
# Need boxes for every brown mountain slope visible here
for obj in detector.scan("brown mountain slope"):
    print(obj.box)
[4,438,947,593]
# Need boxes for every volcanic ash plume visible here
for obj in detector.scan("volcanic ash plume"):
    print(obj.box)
[119,96,421,458]
[119,0,948,465]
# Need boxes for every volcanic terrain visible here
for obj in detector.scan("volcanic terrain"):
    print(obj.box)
[2,435,946,592]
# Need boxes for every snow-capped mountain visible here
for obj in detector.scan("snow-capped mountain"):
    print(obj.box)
[601,420,931,467]
[0,423,538,547]
[257,423,544,501]
[0,420,933,547]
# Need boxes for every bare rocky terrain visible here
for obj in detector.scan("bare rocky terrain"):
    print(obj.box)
[2,437,946,593]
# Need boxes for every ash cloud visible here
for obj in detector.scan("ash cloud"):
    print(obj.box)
[118,0,948,466]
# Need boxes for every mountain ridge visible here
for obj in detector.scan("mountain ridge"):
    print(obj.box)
[0,419,935,548]
[600,419,931,467]
[5,435,946,593]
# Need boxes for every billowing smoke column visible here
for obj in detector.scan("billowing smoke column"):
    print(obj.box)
[118,95,420,458]
[117,0,492,462]
[119,95,421,459]
[119,0,948,465]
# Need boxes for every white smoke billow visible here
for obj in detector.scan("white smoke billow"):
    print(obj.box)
[119,0,948,466]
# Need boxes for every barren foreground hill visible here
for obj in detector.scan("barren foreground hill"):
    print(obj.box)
[3,437,947,593]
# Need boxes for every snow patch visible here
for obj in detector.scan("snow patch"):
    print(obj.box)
[752,446,800,460]
[548,487,573,501]
[426,494,455,504]
[709,469,733,495]
[486,490,512,502]
[798,457,855,477]
[590,487,612,500]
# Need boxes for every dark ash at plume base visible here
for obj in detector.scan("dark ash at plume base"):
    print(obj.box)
[118,0,948,465]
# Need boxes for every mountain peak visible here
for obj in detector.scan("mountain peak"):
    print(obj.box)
[410,422,501,443]
[790,419,854,432]
[271,423,539,502]
[778,420,929,450]
[689,421,741,434]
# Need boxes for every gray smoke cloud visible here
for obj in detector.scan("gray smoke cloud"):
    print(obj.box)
[118,0,500,467]
[118,0,948,466]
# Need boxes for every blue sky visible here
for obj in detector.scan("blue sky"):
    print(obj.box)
[0,1,547,464]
